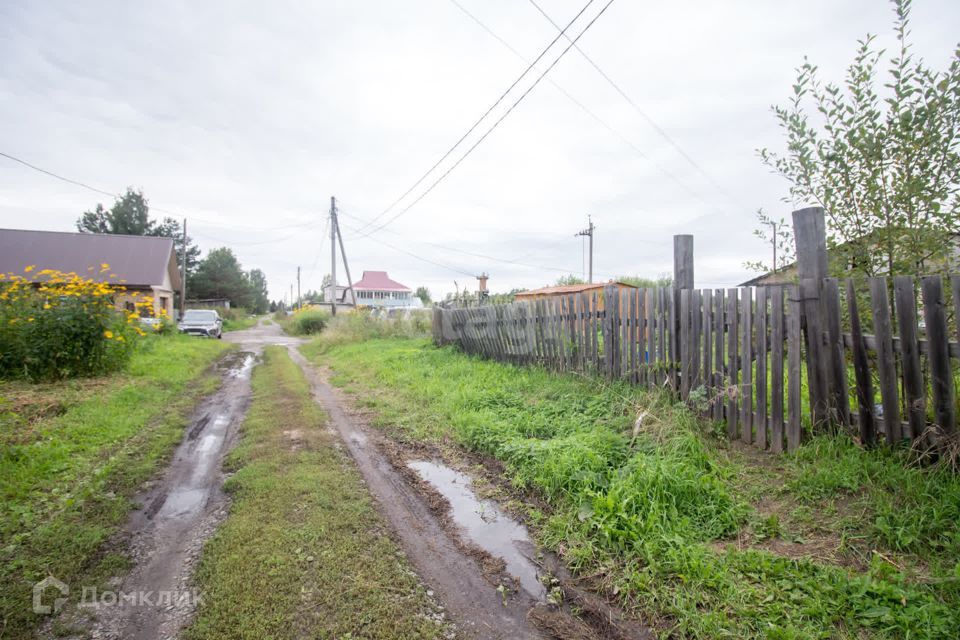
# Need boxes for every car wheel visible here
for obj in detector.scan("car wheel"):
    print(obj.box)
[217,332,222,339]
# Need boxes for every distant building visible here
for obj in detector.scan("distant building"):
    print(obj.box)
[0,228,181,317]
[187,298,231,309]
[514,281,637,309]
[325,270,421,308]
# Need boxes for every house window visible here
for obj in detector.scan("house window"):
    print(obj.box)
[159,296,169,314]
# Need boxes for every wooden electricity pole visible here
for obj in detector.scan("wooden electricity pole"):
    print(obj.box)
[330,196,338,316]
[296,266,301,310]
[335,215,355,308]
[575,216,595,283]
[328,195,356,314]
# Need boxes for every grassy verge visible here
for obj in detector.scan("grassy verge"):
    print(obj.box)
[221,315,257,332]
[184,346,448,640]
[0,335,231,639]
[305,337,960,639]
[290,308,430,345]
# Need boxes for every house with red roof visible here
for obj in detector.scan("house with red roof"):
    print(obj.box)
[325,270,420,308]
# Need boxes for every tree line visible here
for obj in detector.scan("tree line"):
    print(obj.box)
[76,189,270,314]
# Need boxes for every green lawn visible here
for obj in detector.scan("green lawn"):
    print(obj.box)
[0,335,231,639]
[306,337,960,639]
[184,346,448,639]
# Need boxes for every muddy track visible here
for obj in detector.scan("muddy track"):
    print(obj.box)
[290,346,653,640]
[288,347,547,639]
[50,321,302,640]
[49,349,255,640]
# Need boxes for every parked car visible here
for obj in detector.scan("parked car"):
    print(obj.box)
[178,309,223,339]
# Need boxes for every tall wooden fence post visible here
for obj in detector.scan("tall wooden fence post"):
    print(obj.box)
[674,235,693,396]
[791,207,830,429]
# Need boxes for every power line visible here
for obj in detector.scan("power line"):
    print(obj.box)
[338,218,477,278]
[357,0,618,239]
[526,0,742,208]
[445,0,716,210]
[352,0,599,235]
[0,150,116,198]
[0,149,321,235]
[339,207,614,279]
[193,220,323,247]
[303,215,330,277]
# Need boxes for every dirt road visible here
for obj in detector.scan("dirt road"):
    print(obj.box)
[62,320,551,639]
[57,322,298,639]
[289,348,546,639]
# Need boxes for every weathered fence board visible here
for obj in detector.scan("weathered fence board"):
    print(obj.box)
[870,277,902,443]
[756,286,768,450]
[846,279,876,447]
[770,287,785,454]
[922,276,956,436]
[893,276,925,441]
[787,287,802,452]
[726,288,739,440]
[822,278,850,427]
[713,289,724,423]
[741,288,753,444]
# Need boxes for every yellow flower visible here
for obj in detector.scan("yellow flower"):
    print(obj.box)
[100,263,110,271]
[104,330,114,339]
[27,317,34,322]
[24,265,35,273]
[43,303,52,309]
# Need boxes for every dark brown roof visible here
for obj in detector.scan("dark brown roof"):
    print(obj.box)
[0,228,180,289]
[514,281,637,298]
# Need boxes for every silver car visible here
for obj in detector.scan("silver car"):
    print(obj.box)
[178,309,223,339]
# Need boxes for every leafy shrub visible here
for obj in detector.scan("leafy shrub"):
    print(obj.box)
[0,267,151,380]
[299,308,430,348]
[283,308,330,336]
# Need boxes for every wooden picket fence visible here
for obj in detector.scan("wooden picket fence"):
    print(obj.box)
[432,275,960,454]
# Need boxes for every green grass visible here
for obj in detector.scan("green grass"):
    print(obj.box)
[306,337,960,639]
[184,346,447,639]
[295,309,431,349]
[222,315,258,331]
[0,335,231,639]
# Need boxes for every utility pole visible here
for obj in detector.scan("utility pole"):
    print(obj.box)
[296,266,301,310]
[335,213,355,308]
[179,218,187,320]
[330,196,338,316]
[575,216,595,283]
[771,221,778,274]
[290,284,293,311]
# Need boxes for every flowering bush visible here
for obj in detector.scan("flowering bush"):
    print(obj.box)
[0,266,153,380]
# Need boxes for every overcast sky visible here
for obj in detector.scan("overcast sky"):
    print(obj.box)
[2,0,958,301]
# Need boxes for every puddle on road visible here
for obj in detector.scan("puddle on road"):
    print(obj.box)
[223,353,256,379]
[407,460,546,599]
[156,487,206,519]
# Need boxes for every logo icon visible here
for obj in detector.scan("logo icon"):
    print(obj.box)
[33,576,68,614]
